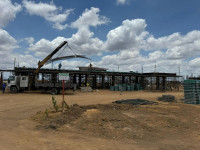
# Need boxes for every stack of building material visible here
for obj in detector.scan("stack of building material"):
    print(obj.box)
[183,80,200,104]
[80,86,93,92]
[130,84,135,91]
[127,85,131,91]
[110,84,142,91]
[135,84,141,91]
[158,95,175,102]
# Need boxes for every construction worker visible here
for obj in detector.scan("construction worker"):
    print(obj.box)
[2,83,6,94]
[58,63,62,70]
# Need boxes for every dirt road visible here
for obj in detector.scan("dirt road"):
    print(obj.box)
[0,90,199,150]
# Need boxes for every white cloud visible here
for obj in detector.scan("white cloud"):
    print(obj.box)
[0,0,22,28]
[148,51,163,62]
[25,7,109,56]
[68,29,104,55]
[95,49,185,74]
[103,18,200,64]
[68,7,109,55]
[22,0,73,30]
[27,31,104,57]
[104,19,148,51]
[144,30,200,59]
[71,7,109,29]
[27,37,67,57]
[189,58,200,68]
[23,37,35,45]
[96,50,143,70]
[14,54,39,68]
[116,0,129,5]
[165,31,200,59]
[0,29,38,69]
[0,29,18,52]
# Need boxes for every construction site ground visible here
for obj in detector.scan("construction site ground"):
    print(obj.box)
[0,90,200,150]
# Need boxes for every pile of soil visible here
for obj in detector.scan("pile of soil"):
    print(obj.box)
[32,101,200,143]
[33,103,137,130]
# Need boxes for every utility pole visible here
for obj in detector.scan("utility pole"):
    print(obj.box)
[154,64,156,73]
[142,66,143,74]
[14,58,16,69]
[118,65,119,84]
[178,66,180,82]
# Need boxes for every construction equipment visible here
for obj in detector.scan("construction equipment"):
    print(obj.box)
[35,41,68,75]
[7,41,76,94]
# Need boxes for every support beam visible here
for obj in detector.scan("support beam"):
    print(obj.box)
[93,75,97,89]
[140,76,144,88]
[102,75,105,89]
[129,76,131,84]
[112,76,115,86]
[79,74,81,87]
[42,73,44,83]
[156,77,160,90]
[85,74,88,86]
[73,74,76,84]
[162,77,166,91]
[122,76,125,84]
[52,73,56,83]
[136,76,139,84]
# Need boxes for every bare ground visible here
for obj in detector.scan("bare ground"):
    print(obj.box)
[0,90,200,150]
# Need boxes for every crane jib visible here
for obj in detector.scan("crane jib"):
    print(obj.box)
[34,41,68,75]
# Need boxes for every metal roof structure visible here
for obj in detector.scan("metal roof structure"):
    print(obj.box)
[0,68,181,78]
[46,55,91,64]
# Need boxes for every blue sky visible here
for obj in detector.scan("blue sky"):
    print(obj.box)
[1,0,200,77]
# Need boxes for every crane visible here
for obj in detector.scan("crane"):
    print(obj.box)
[7,40,90,94]
[34,41,68,75]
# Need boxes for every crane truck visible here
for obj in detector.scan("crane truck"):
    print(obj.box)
[7,41,76,94]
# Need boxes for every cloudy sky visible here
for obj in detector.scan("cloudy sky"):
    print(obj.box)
[1,0,200,77]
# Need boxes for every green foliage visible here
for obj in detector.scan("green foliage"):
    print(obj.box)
[52,96,58,112]
[44,109,49,120]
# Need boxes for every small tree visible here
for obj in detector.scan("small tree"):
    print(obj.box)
[52,96,58,112]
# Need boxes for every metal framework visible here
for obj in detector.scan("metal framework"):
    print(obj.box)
[0,67,181,91]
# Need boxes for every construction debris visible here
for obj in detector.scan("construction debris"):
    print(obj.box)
[80,86,93,92]
[158,95,175,102]
[113,99,156,105]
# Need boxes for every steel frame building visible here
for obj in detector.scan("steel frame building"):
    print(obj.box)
[0,67,181,91]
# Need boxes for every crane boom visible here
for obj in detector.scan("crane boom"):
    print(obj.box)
[34,41,68,74]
